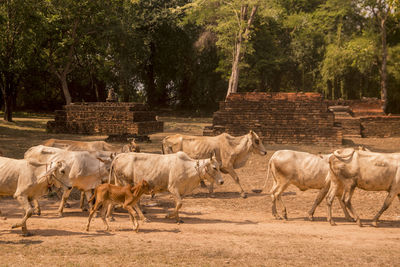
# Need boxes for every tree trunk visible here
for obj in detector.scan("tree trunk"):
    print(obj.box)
[146,42,157,108]
[380,17,388,114]
[225,5,258,100]
[60,72,72,105]
[1,72,15,122]
[3,94,13,122]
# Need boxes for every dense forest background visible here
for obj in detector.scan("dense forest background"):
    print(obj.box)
[1,0,399,121]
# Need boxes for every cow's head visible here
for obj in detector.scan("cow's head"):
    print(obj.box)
[249,130,267,156]
[96,155,114,172]
[202,153,224,186]
[48,160,72,190]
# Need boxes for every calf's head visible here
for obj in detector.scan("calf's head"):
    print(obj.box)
[131,180,153,196]
[249,130,267,156]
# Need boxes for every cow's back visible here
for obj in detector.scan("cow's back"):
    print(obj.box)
[113,152,185,192]
[167,134,222,159]
[272,150,329,190]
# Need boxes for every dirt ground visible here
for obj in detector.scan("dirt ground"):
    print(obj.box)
[1,114,400,266]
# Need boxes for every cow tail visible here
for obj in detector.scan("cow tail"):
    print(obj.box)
[261,159,273,194]
[108,160,116,184]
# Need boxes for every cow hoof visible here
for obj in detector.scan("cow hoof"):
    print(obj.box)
[240,192,247,199]
[329,221,337,226]
[142,218,150,223]
[200,181,207,188]
[177,219,184,224]
[371,221,377,227]
[57,213,63,218]
[345,217,355,222]
[11,223,19,229]
[21,232,33,237]
[64,203,71,208]
[81,207,88,212]
[307,215,314,221]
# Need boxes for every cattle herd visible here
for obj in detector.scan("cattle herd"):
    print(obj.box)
[0,130,399,236]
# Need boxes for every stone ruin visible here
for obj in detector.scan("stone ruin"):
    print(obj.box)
[204,92,342,145]
[203,92,400,145]
[47,102,163,141]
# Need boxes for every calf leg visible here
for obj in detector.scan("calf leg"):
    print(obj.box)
[57,188,72,217]
[12,196,33,236]
[86,200,102,231]
[371,190,398,227]
[126,206,139,232]
[133,203,149,222]
[227,169,246,198]
[100,204,111,231]
[83,190,94,211]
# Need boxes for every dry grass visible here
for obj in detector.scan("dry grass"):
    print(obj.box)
[1,114,400,266]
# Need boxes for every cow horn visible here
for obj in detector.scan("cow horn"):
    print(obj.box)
[333,149,355,160]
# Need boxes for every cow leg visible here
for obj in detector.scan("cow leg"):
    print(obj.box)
[31,198,41,216]
[227,169,246,198]
[79,191,86,211]
[57,188,72,217]
[342,185,361,226]
[371,190,398,227]
[337,196,354,222]
[82,190,94,212]
[326,180,338,226]
[269,182,280,219]
[12,196,33,236]
[308,185,329,221]
[270,182,288,220]
[166,189,183,223]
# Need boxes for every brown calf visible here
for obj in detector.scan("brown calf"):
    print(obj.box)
[86,180,152,232]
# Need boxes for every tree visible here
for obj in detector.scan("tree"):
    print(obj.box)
[359,0,399,113]
[0,0,42,121]
[42,0,118,105]
[177,0,261,100]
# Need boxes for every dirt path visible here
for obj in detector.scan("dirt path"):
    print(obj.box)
[1,115,400,266]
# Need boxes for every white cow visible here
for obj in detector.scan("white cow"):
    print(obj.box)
[42,138,140,153]
[109,151,224,223]
[327,148,400,227]
[24,145,113,216]
[262,150,352,221]
[0,156,71,235]
[162,130,267,198]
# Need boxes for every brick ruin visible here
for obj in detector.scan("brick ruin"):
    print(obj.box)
[203,93,400,145]
[203,92,342,145]
[47,102,163,140]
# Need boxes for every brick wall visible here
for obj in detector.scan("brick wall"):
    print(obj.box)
[47,102,163,136]
[204,92,342,145]
[360,116,400,137]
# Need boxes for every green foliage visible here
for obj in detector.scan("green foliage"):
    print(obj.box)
[1,0,400,115]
